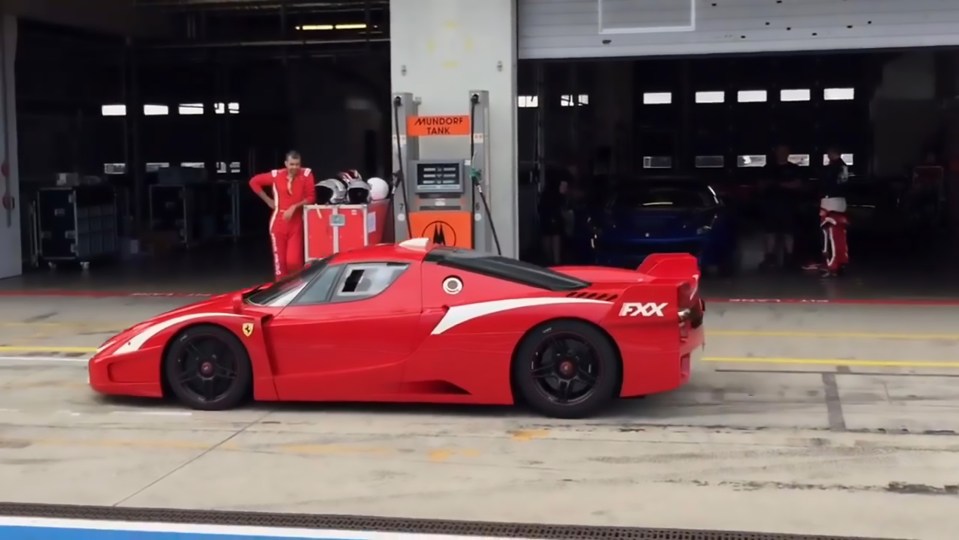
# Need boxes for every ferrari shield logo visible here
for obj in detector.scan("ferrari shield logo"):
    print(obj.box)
[241,323,254,337]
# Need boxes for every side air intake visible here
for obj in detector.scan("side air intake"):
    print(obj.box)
[567,291,619,301]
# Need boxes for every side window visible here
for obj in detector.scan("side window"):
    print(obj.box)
[291,265,343,305]
[330,263,409,302]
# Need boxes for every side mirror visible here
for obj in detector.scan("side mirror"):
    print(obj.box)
[232,293,243,314]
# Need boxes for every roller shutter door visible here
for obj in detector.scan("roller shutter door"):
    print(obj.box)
[519,0,959,59]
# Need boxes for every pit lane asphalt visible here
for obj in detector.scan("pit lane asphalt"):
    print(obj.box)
[1,296,958,539]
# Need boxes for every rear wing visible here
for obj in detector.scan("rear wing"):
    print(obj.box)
[637,253,700,284]
[603,253,702,325]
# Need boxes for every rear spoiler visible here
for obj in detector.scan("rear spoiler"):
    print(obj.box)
[634,253,702,321]
[637,253,700,284]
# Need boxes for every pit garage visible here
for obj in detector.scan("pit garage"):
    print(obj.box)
[1,2,959,540]
[515,0,959,301]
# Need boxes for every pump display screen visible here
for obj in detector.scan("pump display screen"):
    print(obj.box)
[414,161,464,193]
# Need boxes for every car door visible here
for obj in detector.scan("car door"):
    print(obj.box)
[267,261,422,401]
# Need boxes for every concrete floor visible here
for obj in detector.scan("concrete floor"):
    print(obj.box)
[1,297,959,539]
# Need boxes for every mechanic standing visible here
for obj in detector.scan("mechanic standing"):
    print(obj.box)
[249,150,317,280]
[816,146,851,277]
[758,144,804,271]
[538,173,571,265]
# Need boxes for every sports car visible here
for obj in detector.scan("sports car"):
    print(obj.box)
[88,238,705,418]
[580,178,740,275]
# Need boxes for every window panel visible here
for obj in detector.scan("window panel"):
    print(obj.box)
[331,263,409,302]
[737,90,767,103]
[737,154,767,167]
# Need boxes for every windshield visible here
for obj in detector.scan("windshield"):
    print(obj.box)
[244,257,331,306]
[613,183,718,209]
[425,247,589,291]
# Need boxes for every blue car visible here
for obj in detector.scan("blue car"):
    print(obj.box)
[578,179,740,274]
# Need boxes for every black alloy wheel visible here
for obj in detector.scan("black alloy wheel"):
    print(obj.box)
[513,320,619,419]
[164,324,252,411]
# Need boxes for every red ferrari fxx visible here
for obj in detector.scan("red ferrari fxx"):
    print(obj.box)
[88,238,705,418]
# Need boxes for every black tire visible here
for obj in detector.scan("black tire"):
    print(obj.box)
[163,324,252,411]
[512,319,620,419]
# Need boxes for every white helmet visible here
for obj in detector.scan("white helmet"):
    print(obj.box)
[346,178,371,204]
[820,196,847,214]
[368,177,391,201]
[315,178,347,204]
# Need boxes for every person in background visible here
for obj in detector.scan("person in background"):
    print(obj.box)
[812,147,851,277]
[539,174,570,266]
[249,150,317,280]
[758,144,804,270]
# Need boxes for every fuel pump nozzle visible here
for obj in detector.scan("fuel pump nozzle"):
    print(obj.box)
[468,93,502,255]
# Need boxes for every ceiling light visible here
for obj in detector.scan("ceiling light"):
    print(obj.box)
[296,24,333,31]
[335,23,367,30]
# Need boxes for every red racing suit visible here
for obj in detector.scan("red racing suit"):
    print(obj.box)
[249,168,316,279]
[819,201,849,274]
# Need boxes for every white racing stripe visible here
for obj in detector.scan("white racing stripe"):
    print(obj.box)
[430,297,613,335]
[113,312,249,356]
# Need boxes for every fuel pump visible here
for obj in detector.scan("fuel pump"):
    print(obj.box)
[390,91,499,254]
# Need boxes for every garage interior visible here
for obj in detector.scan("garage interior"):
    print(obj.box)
[1,3,958,540]
[7,0,392,294]
[2,0,959,302]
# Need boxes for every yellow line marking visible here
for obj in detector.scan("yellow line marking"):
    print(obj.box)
[510,429,550,442]
[709,330,959,340]
[27,438,236,451]
[427,448,481,462]
[0,382,87,390]
[3,326,956,341]
[10,438,483,461]
[428,449,453,462]
[0,322,122,331]
[0,345,98,353]
[703,356,959,369]
[277,444,395,456]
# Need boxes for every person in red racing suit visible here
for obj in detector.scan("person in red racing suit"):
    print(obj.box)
[820,200,849,276]
[817,148,850,277]
[249,150,316,280]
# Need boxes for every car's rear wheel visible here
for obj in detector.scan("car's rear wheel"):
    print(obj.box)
[163,324,252,411]
[512,320,619,419]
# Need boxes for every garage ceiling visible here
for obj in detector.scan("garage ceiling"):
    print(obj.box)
[3,0,388,45]
[132,0,389,51]
[3,0,164,37]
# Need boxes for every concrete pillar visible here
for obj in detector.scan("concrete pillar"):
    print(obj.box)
[0,16,20,279]
[390,0,519,257]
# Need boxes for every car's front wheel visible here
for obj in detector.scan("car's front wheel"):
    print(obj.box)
[512,320,620,419]
[163,324,252,411]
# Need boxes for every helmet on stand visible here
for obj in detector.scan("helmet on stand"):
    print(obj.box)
[367,177,391,201]
[346,177,371,204]
[315,178,347,204]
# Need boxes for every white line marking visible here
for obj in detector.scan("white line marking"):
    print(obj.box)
[0,355,89,363]
[0,516,517,539]
[55,410,82,417]
[0,408,19,413]
[109,410,193,417]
